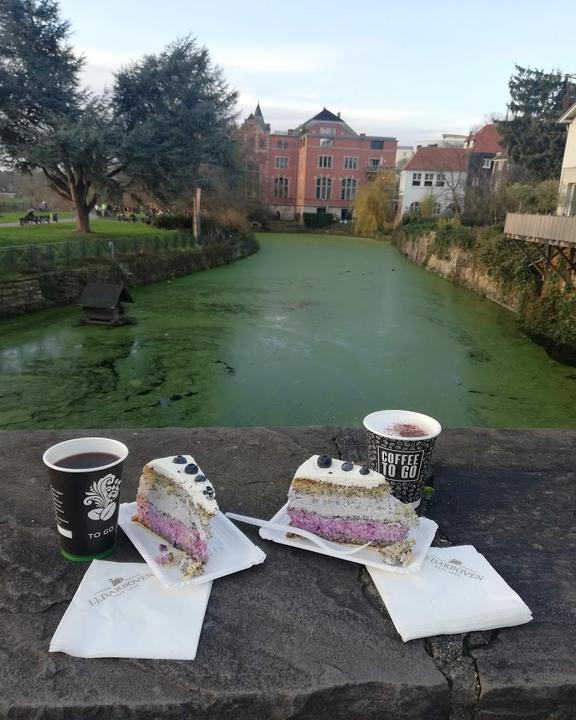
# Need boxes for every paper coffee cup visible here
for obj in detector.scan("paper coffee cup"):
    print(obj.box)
[363,410,441,507]
[43,437,129,561]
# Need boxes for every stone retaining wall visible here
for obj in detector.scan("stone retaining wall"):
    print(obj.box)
[0,234,259,318]
[393,231,519,313]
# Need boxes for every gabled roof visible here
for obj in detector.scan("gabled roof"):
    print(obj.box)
[309,107,343,122]
[466,123,504,154]
[296,107,357,137]
[559,101,576,123]
[404,146,469,172]
[79,283,133,309]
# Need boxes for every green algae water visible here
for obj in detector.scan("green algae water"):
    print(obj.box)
[1,233,575,429]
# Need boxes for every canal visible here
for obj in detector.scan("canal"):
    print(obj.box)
[1,232,575,430]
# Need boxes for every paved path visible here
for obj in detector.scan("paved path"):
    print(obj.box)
[0,426,574,719]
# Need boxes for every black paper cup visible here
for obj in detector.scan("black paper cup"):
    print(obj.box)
[364,410,441,507]
[43,437,129,562]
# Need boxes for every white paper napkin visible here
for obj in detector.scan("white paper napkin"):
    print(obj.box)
[368,545,532,642]
[49,561,211,659]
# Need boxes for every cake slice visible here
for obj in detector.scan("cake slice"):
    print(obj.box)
[136,454,219,576]
[287,455,418,565]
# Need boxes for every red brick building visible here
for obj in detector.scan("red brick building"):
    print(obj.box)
[239,104,397,221]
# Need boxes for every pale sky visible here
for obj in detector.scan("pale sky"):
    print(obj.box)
[59,0,576,146]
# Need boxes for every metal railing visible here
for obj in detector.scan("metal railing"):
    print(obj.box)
[0,232,200,275]
[504,213,576,247]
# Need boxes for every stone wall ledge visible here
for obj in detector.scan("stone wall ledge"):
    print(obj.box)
[0,233,259,319]
[1,426,574,720]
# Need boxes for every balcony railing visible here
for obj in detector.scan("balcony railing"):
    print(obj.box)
[504,213,576,247]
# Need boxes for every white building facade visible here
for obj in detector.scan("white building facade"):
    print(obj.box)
[558,102,576,216]
[398,146,469,217]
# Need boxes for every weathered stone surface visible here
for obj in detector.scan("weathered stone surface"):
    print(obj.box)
[0,427,447,720]
[0,427,574,719]
[337,426,576,719]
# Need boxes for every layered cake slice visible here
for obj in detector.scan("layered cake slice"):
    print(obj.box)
[287,455,418,565]
[136,454,219,576]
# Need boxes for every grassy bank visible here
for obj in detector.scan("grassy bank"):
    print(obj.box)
[0,218,176,248]
[392,219,576,364]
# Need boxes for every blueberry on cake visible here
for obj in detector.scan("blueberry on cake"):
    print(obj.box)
[136,454,218,576]
[287,455,418,565]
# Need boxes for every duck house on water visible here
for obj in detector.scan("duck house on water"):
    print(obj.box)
[79,283,135,326]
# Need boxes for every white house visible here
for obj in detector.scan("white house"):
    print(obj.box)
[558,101,576,216]
[398,146,469,217]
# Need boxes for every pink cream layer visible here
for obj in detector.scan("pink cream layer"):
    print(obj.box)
[137,495,209,562]
[288,509,409,546]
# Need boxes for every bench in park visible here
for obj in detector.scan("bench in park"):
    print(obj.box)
[18,214,51,226]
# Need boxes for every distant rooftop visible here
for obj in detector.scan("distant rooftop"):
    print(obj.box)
[465,124,504,154]
[404,146,469,172]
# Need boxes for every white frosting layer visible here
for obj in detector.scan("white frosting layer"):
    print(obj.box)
[293,455,386,489]
[288,490,403,523]
[146,455,218,516]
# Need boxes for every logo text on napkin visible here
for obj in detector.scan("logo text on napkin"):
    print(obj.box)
[89,571,152,606]
[427,554,484,581]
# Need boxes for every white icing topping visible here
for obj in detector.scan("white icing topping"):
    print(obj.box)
[146,455,218,515]
[293,455,386,489]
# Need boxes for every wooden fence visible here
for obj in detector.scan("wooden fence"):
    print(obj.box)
[504,213,576,247]
[0,233,199,275]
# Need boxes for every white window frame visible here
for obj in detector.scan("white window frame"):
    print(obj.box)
[424,173,434,187]
[273,176,289,199]
[320,138,333,147]
[341,177,357,201]
[412,172,422,187]
[435,173,445,187]
[275,156,289,169]
[316,176,332,200]
[482,158,492,169]
[344,156,358,170]
[368,158,381,168]
[318,155,333,169]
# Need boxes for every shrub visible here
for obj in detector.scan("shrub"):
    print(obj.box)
[303,212,334,229]
[152,214,193,230]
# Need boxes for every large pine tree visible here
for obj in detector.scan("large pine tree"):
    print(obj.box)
[113,36,239,212]
[496,65,576,181]
[0,0,121,232]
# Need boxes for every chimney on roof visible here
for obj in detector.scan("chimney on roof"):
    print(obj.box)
[337,111,341,118]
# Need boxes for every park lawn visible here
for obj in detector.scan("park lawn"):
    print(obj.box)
[0,210,75,225]
[0,219,176,247]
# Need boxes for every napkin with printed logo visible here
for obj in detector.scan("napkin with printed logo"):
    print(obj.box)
[368,545,532,642]
[50,560,211,659]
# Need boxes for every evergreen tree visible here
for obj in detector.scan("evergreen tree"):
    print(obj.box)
[0,0,122,232]
[496,65,576,180]
[113,36,239,212]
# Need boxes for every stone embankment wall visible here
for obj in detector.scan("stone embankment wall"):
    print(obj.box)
[0,234,259,319]
[394,231,519,313]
